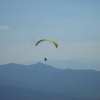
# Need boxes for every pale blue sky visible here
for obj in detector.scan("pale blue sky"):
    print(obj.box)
[0,0,100,66]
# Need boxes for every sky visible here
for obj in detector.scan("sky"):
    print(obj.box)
[0,0,100,66]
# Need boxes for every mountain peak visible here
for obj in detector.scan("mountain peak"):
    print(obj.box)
[37,62,43,64]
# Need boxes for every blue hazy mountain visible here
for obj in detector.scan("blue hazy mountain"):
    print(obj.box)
[40,59,100,71]
[0,62,100,100]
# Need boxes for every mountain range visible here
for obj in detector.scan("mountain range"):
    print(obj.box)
[0,62,100,100]
[41,59,100,70]
[23,59,100,71]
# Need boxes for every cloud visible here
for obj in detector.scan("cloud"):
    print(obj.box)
[57,41,62,44]
[0,26,9,29]
[57,41,65,44]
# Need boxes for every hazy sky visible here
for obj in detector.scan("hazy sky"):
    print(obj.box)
[0,0,100,65]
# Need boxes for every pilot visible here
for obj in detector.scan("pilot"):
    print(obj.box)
[44,58,47,61]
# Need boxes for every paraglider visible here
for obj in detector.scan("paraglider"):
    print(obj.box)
[36,38,58,61]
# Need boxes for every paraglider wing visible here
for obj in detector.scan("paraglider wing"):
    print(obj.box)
[36,38,58,48]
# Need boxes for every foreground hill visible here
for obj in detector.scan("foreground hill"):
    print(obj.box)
[0,85,76,100]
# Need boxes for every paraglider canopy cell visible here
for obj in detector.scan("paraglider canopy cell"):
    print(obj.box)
[35,38,58,48]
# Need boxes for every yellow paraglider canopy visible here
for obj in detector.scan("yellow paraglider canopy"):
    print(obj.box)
[36,38,58,48]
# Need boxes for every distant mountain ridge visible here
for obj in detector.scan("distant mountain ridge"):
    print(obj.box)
[21,59,100,71]
[40,59,100,71]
